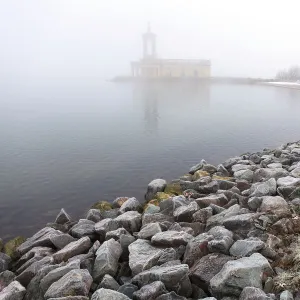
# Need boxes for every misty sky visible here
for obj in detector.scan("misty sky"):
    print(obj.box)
[1,0,300,84]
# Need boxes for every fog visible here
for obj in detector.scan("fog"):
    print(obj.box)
[1,0,300,85]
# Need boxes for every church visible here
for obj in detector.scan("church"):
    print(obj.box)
[131,25,211,79]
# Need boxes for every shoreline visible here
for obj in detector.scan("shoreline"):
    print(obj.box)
[1,140,300,299]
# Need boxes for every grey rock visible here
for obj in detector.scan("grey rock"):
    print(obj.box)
[232,164,255,173]
[197,181,219,194]
[0,271,15,292]
[151,231,193,247]
[216,180,236,191]
[115,211,142,233]
[249,178,277,197]
[53,237,91,263]
[132,264,192,297]
[44,269,92,299]
[69,219,96,239]
[119,197,142,214]
[86,209,102,223]
[98,274,120,291]
[196,194,228,208]
[145,179,167,201]
[142,213,174,226]
[94,218,119,241]
[207,226,234,254]
[106,228,131,241]
[210,253,273,298]
[277,176,300,187]
[157,248,177,265]
[248,197,263,211]
[40,260,80,293]
[47,297,89,300]
[264,277,274,294]
[229,238,265,257]
[0,254,11,273]
[291,167,300,178]
[120,234,136,260]
[173,201,199,222]
[253,168,289,183]
[268,162,283,169]
[217,164,230,177]
[128,239,163,275]
[289,187,300,200]
[113,197,130,209]
[179,222,205,236]
[223,213,257,233]
[189,160,207,174]
[133,281,167,300]
[240,287,271,300]
[118,283,138,299]
[191,284,207,299]
[91,288,131,300]
[234,169,254,182]
[93,238,122,282]
[55,209,71,225]
[143,204,160,214]
[193,207,213,223]
[137,223,162,240]
[155,291,186,300]
[292,198,300,206]
[223,157,242,169]
[0,281,26,300]
[210,204,226,214]
[249,153,262,164]
[280,290,294,300]
[260,196,289,215]
[101,208,120,219]
[17,227,76,255]
[189,253,233,289]
[202,164,217,174]
[236,180,252,192]
[277,186,296,198]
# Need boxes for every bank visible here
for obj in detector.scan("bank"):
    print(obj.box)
[1,140,300,299]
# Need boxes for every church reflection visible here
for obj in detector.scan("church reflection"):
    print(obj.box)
[132,81,211,134]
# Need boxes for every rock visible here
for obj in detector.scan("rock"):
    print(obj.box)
[93,239,122,282]
[0,254,11,273]
[155,291,186,300]
[101,208,120,219]
[207,226,234,254]
[142,213,174,226]
[151,231,193,247]
[3,236,26,258]
[232,164,255,173]
[40,260,80,293]
[249,178,277,197]
[137,223,162,240]
[133,281,167,300]
[0,271,15,292]
[268,162,283,169]
[217,164,230,177]
[0,281,26,300]
[115,211,142,233]
[143,204,160,214]
[120,234,136,260]
[106,228,131,241]
[94,218,119,241]
[53,237,92,263]
[210,253,273,298]
[292,198,300,206]
[113,197,130,208]
[215,179,236,190]
[240,287,271,300]
[164,182,183,196]
[189,253,233,289]
[55,209,71,225]
[91,288,130,300]
[272,218,294,234]
[91,200,113,212]
[234,169,254,182]
[17,228,75,256]
[223,213,257,233]
[47,297,89,300]
[118,283,138,299]
[202,164,217,174]
[196,194,228,208]
[278,176,300,187]
[197,181,219,194]
[291,167,300,178]
[157,248,177,265]
[280,290,294,300]
[145,179,167,201]
[289,187,300,200]
[132,264,192,297]
[248,197,263,211]
[44,269,92,299]
[128,239,163,275]
[237,180,252,192]
[69,219,96,239]
[264,277,274,294]
[119,197,142,214]
[173,201,199,222]
[98,274,120,291]
[253,168,289,183]
[229,238,265,257]
[193,206,213,223]
[259,196,289,215]
[189,160,207,174]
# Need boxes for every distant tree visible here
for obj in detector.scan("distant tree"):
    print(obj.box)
[276,65,300,81]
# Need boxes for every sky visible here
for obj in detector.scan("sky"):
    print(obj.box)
[1,0,300,83]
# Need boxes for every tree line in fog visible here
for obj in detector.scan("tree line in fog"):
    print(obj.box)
[276,66,300,81]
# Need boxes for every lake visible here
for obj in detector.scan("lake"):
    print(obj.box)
[1,81,300,239]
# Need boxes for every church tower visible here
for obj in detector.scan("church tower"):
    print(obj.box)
[142,23,156,60]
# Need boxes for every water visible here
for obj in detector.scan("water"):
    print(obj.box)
[1,81,300,239]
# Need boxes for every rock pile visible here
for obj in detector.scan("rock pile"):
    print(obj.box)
[2,141,300,299]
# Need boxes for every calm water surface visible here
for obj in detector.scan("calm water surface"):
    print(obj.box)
[1,81,300,239]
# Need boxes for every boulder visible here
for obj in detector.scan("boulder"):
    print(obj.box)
[47,297,89,300]
[253,168,289,183]
[195,194,228,208]
[223,213,257,233]
[173,201,199,222]
[291,167,300,178]
[202,164,217,174]
[106,228,131,241]
[132,264,192,297]
[69,219,96,239]
[115,211,142,233]
[137,223,162,240]
[94,218,119,241]
[98,274,120,291]
[52,237,91,263]
[189,160,207,174]
[119,197,142,214]
[207,226,234,254]
[128,239,163,275]
[210,253,273,298]
[133,281,167,300]
[193,206,213,223]
[155,291,187,300]
[117,283,138,299]
[113,197,130,208]
[91,288,130,300]
[55,209,71,225]
[232,164,255,173]
[0,254,11,273]
[277,176,300,187]
[44,269,92,299]
[0,281,26,300]
[143,204,160,214]
[17,228,75,255]
[145,179,167,201]
[189,253,233,289]
[249,178,277,197]
[93,239,122,282]
[142,213,174,226]
[0,271,15,292]
[151,231,193,247]
[234,170,254,182]
[280,290,294,300]
[229,238,265,257]
[259,196,289,215]
[240,287,271,300]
